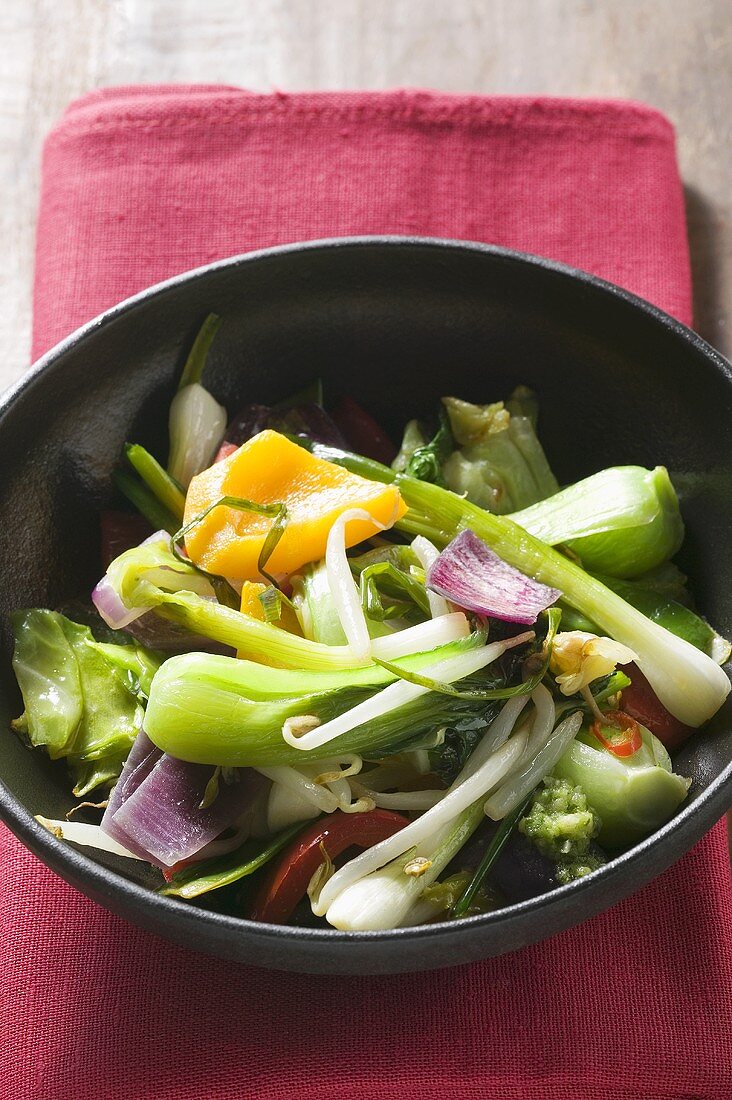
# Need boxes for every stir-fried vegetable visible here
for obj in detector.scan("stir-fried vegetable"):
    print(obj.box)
[441,394,559,511]
[11,610,160,796]
[183,430,406,581]
[168,314,227,488]
[301,441,729,728]
[11,379,729,934]
[518,776,606,884]
[143,633,529,766]
[553,723,690,847]
[510,465,684,578]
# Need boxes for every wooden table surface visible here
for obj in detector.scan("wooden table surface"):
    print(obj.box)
[2,0,731,388]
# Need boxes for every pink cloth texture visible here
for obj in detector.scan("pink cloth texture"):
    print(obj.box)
[2,86,729,1099]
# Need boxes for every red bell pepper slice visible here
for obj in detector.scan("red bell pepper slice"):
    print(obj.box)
[620,663,693,751]
[590,710,643,758]
[332,395,398,465]
[249,808,409,924]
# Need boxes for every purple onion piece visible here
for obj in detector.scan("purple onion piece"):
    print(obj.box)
[226,402,347,449]
[101,730,163,858]
[92,575,146,630]
[226,403,272,445]
[275,404,347,448]
[103,751,267,868]
[427,529,561,625]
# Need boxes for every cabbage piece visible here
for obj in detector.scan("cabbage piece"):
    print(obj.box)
[11,610,159,796]
[442,395,558,512]
[392,419,428,474]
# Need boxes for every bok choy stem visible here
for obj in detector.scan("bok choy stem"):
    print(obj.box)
[299,440,730,727]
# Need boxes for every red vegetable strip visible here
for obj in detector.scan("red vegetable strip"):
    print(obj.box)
[100,510,153,569]
[249,808,409,924]
[332,395,398,465]
[620,663,694,751]
[590,710,643,758]
[214,441,238,463]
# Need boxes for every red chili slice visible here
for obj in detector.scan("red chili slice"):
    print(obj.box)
[214,441,238,463]
[249,809,409,924]
[620,663,694,751]
[331,395,398,465]
[590,710,643,758]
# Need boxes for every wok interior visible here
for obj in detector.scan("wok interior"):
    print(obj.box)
[0,241,729,897]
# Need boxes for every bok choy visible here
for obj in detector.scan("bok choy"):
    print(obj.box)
[301,441,729,728]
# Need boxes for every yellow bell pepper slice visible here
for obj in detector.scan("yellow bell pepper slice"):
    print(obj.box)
[236,580,303,662]
[184,430,406,581]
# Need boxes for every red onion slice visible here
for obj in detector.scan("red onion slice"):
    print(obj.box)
[102,746,266,868]
[92,528,170,629]
[427,529,561,625]
[92,574,146,630]
[101,730,164,858]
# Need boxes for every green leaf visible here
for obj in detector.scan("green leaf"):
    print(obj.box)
[405,410,454,485]
[125,444,186,521]
[178,313,222,390]
[11,611,158,795]
[452,792,534,919]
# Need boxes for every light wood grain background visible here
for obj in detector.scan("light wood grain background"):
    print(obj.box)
[1,0,731,391]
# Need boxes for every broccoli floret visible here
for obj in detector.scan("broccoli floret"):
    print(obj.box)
[519,776,606,885]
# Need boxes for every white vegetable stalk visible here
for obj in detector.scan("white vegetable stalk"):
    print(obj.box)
[484,710,584,819]
[36,817,145,860]
[325,796,488,932]
[593,599,729,727]
[517,684,556,766]
[369,612,470,659]
[266,781,320,833]
[457,693,531,781]
[315,722,529,917]
[168,383,227,488]
[411,536,451,617]
[326,508,382,661]
[349,783,445,813]
[255,766,339,814]
[282,631,534,752]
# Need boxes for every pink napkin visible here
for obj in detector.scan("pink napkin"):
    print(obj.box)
[3,87,730,1100]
